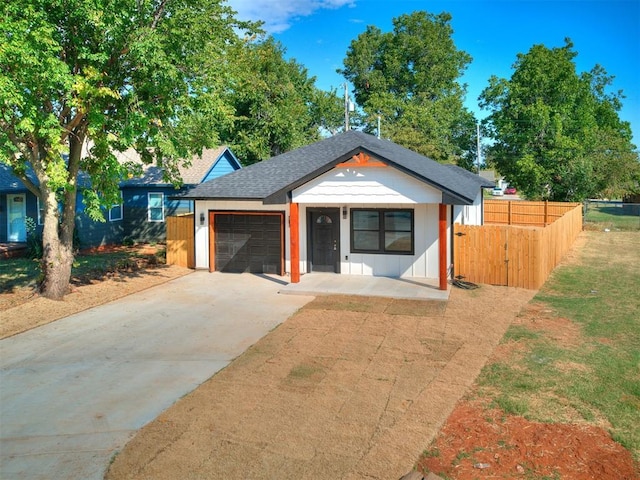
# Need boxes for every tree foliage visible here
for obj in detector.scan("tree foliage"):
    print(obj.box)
[0,0,256,299]
[479,39,639,201]
[339,11,477,166]
[223,37,343,165]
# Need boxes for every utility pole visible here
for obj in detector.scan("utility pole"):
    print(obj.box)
[377,115,381,139]
[476,122,481,173]
[344,83,350,131]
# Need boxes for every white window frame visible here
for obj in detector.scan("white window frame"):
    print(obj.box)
[108,192,123,222]
[147,192,165,222]
[37,197,44,225]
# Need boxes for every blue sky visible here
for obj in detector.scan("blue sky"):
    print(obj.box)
[227,0,640,146]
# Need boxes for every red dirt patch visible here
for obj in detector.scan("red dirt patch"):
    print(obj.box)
[514,302,583,348]
[417,400,639,479]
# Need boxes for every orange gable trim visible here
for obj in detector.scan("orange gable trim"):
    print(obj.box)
[336,152,387,168]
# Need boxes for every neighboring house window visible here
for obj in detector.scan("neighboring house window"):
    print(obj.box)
[351,209,414,254]
[148,192,164,222]
[37,197,44,225]
[109,193,123,221]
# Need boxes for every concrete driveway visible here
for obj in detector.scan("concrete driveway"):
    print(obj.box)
[0,272,313,480]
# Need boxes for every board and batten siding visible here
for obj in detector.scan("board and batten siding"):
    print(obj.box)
[293,166,448,279]
[452,191,484,226]
[297,203,442,278]
[196,200,446,279]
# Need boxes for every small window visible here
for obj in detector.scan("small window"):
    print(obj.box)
[315,214,333,224]
[109,193,123,222]
[148,192,164,222]
[351,209,414,255]
[37,197,44,225]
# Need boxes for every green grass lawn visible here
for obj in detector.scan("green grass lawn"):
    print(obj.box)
[584,202,640,231]
[475,230,640,461]
[0,248,165,294]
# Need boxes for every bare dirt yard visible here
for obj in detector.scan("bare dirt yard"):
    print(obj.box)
[1,239,637,479]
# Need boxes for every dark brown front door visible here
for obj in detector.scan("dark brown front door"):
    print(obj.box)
[309,209,339,273]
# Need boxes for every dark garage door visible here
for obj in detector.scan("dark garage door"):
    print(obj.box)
[214,213,283,274]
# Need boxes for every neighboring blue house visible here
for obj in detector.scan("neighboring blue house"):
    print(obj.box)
[0,146,241,248]
[0,163,39,244]
[117,146,241,243]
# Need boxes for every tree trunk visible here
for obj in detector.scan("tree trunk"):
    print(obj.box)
[38,134,83,300]
[40,236,74,300]
[39,189,75,300]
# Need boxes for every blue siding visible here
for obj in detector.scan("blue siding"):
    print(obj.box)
[2,147,240,246]
[1,190,122,248]
[0,195,5,242]
[202,151,241,182]
[121,186,193,243]
[74,192,124,248]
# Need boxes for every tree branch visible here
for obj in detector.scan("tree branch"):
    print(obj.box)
[61,110,87,143]
[58,104,71,125]
[1,122,42,197]
[151,0,168,29]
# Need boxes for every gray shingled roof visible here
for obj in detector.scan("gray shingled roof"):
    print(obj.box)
[0,164,26,192]
[119,146,232,186]
[181,130,489,205]
[1,146,235,193]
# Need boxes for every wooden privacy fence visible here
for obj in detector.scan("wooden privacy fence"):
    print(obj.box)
[454,203,583,289]
[485,200,581,226]
[166,213,195,268]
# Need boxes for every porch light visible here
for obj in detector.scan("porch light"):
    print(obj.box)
[200,212,205,225]
[342,206,347,219]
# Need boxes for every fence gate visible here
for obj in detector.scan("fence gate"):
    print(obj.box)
[454,224,511,287]
[166,213,195,268]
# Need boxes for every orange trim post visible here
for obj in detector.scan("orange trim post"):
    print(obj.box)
[290,202,300,283]
[208,212,215,273]
[438,204,448,291]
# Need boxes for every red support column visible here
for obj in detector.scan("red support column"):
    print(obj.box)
[290,202,300,283]
[438,203,448,291]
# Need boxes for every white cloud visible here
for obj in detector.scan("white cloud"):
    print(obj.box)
[226,0,355,33]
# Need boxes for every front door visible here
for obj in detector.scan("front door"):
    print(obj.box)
[309,208,339,273]
[7,194,26,242]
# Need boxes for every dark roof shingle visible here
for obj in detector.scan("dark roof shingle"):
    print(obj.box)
[175,131,488,204]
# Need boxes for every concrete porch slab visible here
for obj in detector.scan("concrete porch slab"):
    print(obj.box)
[279,273,450,301]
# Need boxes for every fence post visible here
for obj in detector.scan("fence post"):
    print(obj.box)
[508,201,512,225]
[544,200,548,225]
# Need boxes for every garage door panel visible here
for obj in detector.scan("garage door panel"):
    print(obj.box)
[263,230,282,241]
[214,213,283,274]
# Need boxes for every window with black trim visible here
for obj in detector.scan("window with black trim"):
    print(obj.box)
[351,209,414,254]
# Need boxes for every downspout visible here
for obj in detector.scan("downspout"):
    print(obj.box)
[450,204,455,283]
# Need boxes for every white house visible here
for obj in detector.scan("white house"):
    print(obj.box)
[181,131,493,290]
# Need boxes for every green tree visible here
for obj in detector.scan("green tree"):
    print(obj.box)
[479,39,639,201]
[0,0,256,299]
[224,37,343,165]
[339,11,476,165]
